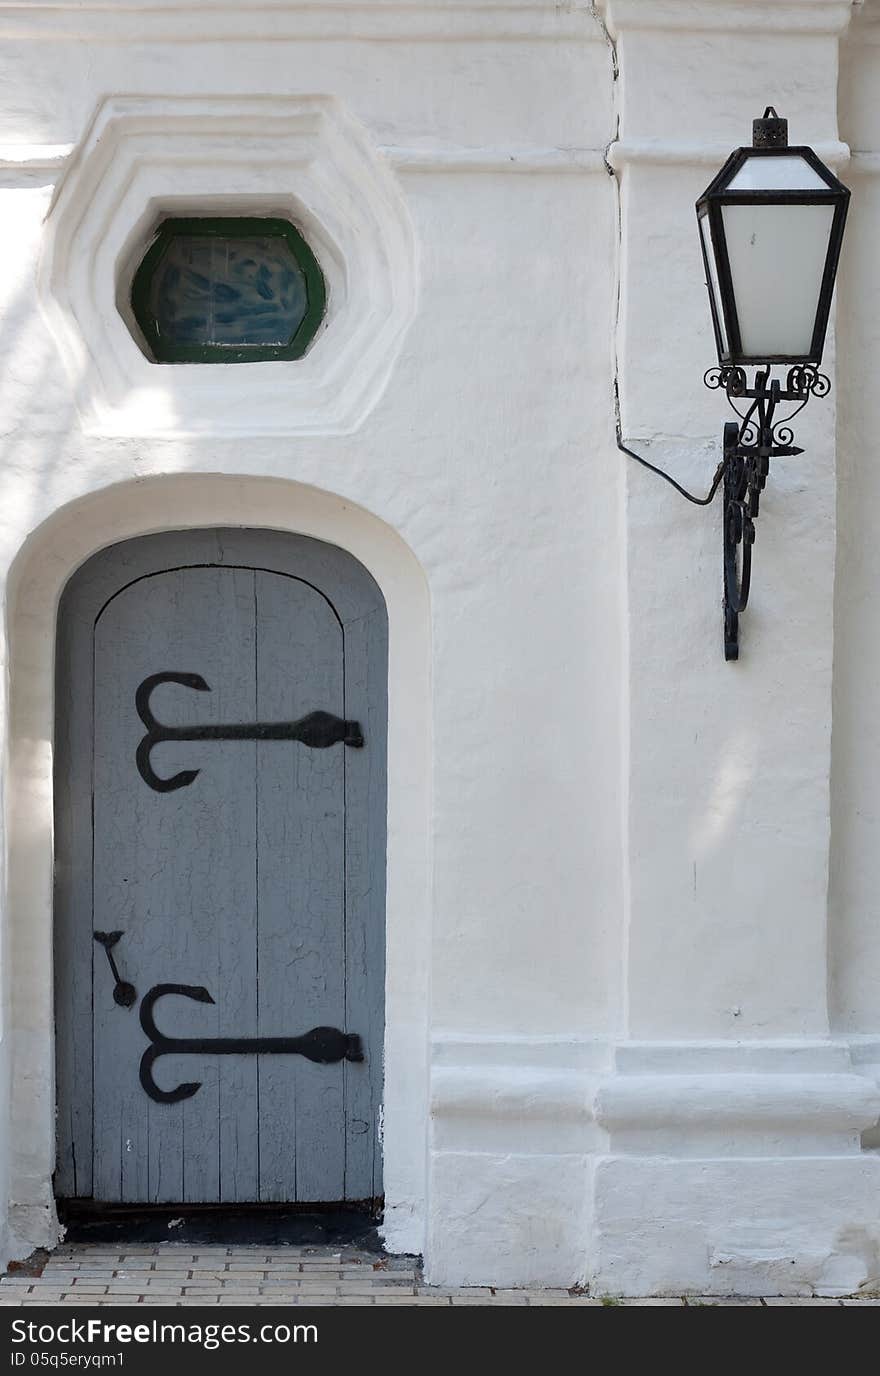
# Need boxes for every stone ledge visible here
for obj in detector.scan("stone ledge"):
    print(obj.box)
[598,0,854,36]
[0,1,601,44]
[607,138,850,171]
[429,1036,880,1153]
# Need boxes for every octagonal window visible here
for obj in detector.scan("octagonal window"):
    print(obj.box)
[130,217,326,363]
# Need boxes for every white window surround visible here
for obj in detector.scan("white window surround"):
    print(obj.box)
[38,96,419,438]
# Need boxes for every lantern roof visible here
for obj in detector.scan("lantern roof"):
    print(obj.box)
[698,144,849,205]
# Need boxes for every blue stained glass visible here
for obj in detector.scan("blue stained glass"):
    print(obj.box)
[149,235,309,349]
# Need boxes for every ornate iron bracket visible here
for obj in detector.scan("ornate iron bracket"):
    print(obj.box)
[704,364,830,660]
[135,672,364,792]
[138,983,364,1104]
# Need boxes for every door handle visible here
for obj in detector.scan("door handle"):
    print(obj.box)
[93,931,137,1008]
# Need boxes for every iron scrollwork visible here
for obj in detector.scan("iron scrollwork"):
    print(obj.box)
[704,364,829,660]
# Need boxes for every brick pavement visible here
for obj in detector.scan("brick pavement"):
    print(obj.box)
[0,1245,877,1305]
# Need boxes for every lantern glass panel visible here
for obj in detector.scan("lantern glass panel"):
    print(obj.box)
[720,201,835,358]
[699,213,728,354]
[726,154,830,192]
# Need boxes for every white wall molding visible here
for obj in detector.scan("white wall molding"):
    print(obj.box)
[848,150,880,172]
[607,138,851,170]
[0,1,600,44]
[1,140,609,180]
[39,95,418,438]
[0,145,72,171]
[383,145,607,175]
[847,1037,880,1095]
[428,1036,880,1151]
[595,1073,878,1145]
[599,0,854,36]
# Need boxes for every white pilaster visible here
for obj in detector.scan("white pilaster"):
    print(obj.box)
[594,0,880,1295]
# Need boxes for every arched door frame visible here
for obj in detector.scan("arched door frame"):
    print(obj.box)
[3,475,430,1259]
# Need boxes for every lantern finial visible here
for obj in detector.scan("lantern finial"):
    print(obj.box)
[752,106,788,148]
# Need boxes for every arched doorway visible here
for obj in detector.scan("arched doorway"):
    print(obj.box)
[53,528,387,1212]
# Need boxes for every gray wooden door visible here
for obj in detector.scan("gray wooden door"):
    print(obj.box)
[54,530,386,1206]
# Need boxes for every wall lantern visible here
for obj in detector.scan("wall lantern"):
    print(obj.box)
[697,108,850,659]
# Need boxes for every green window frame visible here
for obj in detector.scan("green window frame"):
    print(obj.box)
[130,216,327,364]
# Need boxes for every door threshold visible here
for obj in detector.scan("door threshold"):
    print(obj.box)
[56,1201,385,1250]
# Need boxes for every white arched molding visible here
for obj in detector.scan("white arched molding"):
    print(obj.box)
[38,96,419,437]
[4,475,431,1258]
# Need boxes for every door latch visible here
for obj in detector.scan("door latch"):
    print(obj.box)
[93,931,137,1008]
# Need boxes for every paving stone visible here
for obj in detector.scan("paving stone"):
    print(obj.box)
[368,1294,451,1305]
[104,1285,164,1295]
[759,1297,842,1306]
[5,1277,69,1288]
[4,1243,868,1307]
[527,1297,606,1306]
[216,1296,299,1306]
[259,1276,335,1287]
[132,1270,193,1280]
[302,1260,368,1271]
[67,1250,126,1258]
[426,1287,495,1298]
[84,1301,138,1308]
[287,1293,345,1304]
[617,1298,686,1306]
[47,1267,116,1278]
[337,1279,418,1291]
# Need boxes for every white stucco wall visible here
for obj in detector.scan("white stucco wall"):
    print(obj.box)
[831,0,880,1102]
[0,0,876,1296]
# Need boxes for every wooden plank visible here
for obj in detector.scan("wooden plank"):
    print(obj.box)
[54,582,94,1197]
[342,607,388,1200]
[92,566,258,1202]
[254,572,346,1202]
